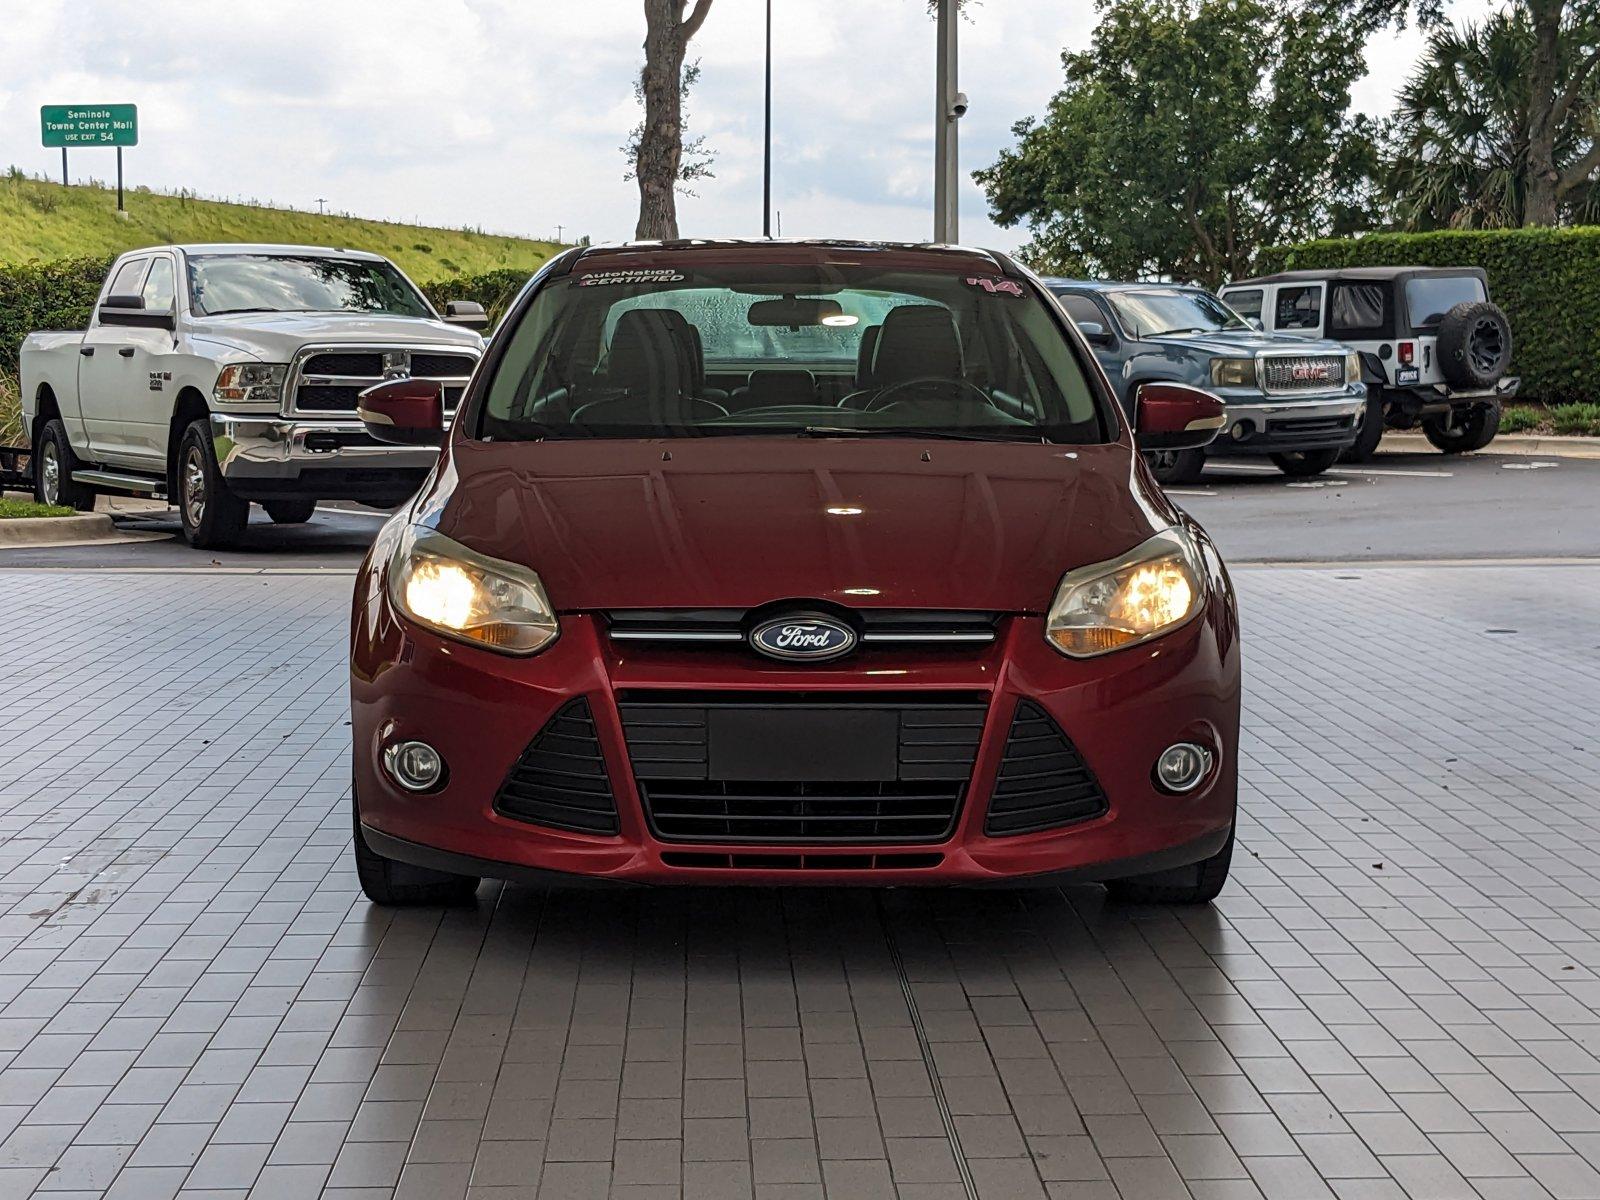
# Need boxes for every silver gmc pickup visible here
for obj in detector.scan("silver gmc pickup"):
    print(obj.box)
[21,243,489,548]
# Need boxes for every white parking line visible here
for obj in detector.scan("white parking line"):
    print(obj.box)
[1332,466,1453,478]
[1165,488,1219,497]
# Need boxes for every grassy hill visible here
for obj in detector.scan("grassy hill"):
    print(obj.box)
[0,172,560,280]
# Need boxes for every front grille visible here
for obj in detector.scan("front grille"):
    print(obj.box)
[984,700,1108,836]
[661,850,943,871]
[1260,354,1346,395]
[606,609,1000,649]
[619,692,986,844]
[493,699,619,834]
[292,346,478,415]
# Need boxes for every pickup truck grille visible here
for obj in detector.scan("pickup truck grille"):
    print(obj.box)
[1260,354,1346,395]
[291,347,478,415]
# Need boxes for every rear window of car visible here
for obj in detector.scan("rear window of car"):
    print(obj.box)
[478,262,1111,443]
[1404,275,1486,326]
[1274,285,1322,331]
[1329,283,1386,332]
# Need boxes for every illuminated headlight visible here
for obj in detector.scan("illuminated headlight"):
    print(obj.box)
[213,363,287,403]
[1209,357,1256,388]
[1345,350,1362,385]
[388,525,558,655]
[1046,528,1205,657]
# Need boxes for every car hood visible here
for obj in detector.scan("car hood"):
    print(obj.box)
[420,438,1178,612]
[1152,330,1348,356]
[186,312,483,359]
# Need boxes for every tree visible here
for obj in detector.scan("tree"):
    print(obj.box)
[632,0,715,241]
[1386,4,1600,229]
[974,0,1384,286]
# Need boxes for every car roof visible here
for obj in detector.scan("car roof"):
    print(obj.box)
[1042,277,1207,293]
[567,238,1017,275]
[1225,266,1485,285]
[128,243,389,261]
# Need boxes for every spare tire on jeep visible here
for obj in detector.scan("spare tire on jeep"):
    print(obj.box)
[1437,301,1511,389]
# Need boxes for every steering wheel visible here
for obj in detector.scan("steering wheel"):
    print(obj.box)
[862,375,992,413]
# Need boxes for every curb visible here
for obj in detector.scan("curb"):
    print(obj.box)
[0,514,166,548]
[1382,432,1600,460]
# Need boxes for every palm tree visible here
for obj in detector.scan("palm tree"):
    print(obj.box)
[1386,7,1600,230]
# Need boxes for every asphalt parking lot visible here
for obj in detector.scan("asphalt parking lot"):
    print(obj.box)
[1,446,1598,1200]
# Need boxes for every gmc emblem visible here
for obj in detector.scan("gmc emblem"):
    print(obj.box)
[1290,363,1333,382]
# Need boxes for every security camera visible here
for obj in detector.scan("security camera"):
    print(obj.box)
[949,92,969,119]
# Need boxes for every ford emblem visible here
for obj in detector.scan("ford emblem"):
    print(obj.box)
[749,613,858,662]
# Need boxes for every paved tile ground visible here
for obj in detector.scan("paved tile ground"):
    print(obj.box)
[1,564,1598,1199]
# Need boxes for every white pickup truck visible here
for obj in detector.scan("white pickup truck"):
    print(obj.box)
[21,243,488,548]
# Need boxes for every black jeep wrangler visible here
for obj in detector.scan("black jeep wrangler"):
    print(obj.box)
[1221,266,1518,460]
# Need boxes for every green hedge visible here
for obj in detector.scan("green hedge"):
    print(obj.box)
[1259,227,1600,404]
[0,258,537,380]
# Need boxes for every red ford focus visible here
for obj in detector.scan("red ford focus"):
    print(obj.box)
[349,240,1240,905]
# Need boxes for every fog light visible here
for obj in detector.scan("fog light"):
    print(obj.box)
[1231,420,1251,441]
[383,741,445,792]
[1155,742,1213,793]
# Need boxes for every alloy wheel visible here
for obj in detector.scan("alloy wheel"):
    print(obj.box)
[40,440,61,505]
[1468,318,1505,375]
[182,446,208,528]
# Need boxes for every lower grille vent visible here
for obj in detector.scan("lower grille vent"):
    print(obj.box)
[493,699,619,834]
[661,851,943,871]
[984,700,1108,836]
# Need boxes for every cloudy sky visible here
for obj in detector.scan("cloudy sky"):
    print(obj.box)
[0,1,1496,252]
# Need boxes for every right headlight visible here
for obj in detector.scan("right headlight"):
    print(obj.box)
[1345,350,1362,385]
[1046,528,1206,657]
[1209,357,1257,388]
[388,525,559,655]
[213,363,287,404]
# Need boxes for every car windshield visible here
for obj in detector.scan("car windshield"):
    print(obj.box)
[186,254,432,318]
[1404,275,1486,326]
[477,263,1108,442]
[1108,289,1248,338]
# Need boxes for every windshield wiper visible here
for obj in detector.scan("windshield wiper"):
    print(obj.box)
[798,425,1046,443]
[201,307,286,316]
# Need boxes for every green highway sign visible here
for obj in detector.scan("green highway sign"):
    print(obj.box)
[41,104,138,148]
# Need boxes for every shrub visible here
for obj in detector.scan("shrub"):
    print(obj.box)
[1259,227,1600,404]
[1,369,21,448]
[0,255,112,377]
[421,268,537,326]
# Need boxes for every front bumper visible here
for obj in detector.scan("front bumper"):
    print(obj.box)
[1208,391,1366,454]
[350,575,1240,888]
[210,414,438,502]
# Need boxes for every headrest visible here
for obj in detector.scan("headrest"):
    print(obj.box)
[607,309,690,396]
[873,305,963,388]
[742,369,816,407]
[856,325,881,388]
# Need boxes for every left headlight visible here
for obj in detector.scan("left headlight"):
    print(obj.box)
[388,525,559,655]
[1046,528,1206,657]
[214,363,287,404]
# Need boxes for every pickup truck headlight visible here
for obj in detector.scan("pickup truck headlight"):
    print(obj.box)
[1345,350,1362,385]
[214,363,287,403]
[1209,357,1257,388]
[388,525,558,655]
[1046,528,1205,657]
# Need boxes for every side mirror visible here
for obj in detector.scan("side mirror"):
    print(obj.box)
[357,378,446,447]
[99,294,176,331]
[1135,381,1226,450]
[1077,321,1114,347]
[443,300,489,331]
[1246,316,1264,332]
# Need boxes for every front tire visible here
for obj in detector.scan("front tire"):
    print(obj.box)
[263,498,317,525]
[352,797,480,906]
[1340,387,1385,463]
[1143,447,1206,485]
[1106,827,1234,905]
[177,419,249,549]
[1422,402,1500,453]
[1270,448,1339,477]
[33,419,97,511]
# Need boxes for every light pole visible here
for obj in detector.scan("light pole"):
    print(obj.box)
[763,0,773,237]
[315,197,327,215]
[933,0,963,243]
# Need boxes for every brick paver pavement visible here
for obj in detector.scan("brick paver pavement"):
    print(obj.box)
[1,564,1597,1199]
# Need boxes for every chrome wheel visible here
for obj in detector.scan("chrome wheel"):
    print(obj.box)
[39,439,61,505]
[182,445,207,528]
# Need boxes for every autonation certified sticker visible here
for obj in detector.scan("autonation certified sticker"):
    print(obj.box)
[578,268,688,286]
